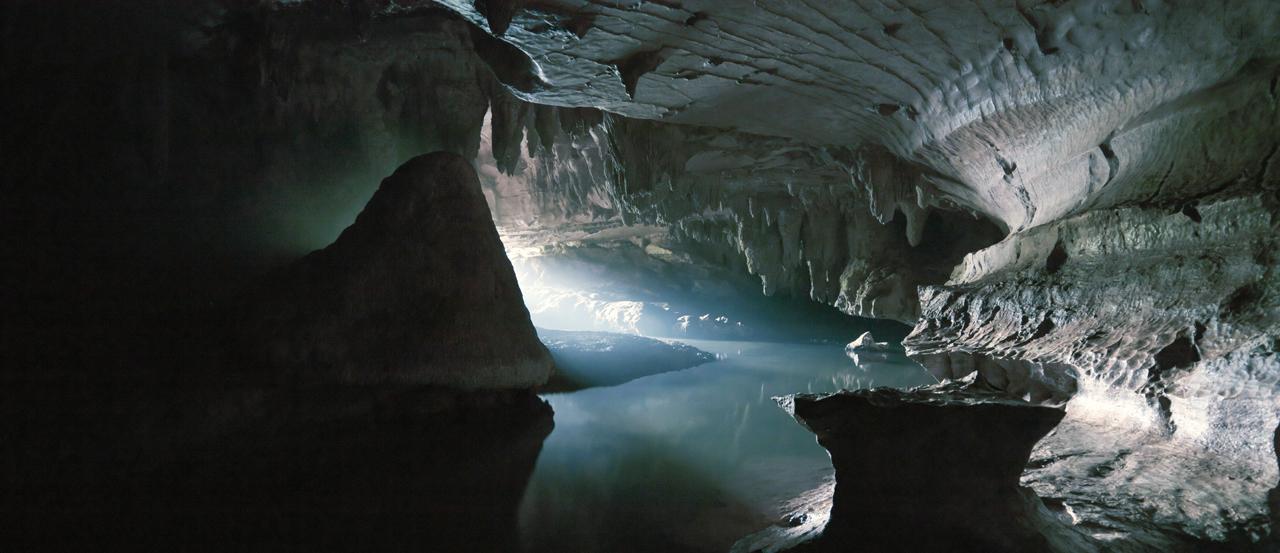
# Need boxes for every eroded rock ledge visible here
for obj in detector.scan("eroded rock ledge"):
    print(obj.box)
[905,192,1280,545]
[749,377,1094,553]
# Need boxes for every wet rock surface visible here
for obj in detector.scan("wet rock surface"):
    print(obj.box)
[239,152,552,388]
[537,328,715,391]
[906,193,1280,546]
[752,377,1093,552]
[843,332,905,364]
[6,1,1280,551]
[844,332,901,353]
[507,234,914,343]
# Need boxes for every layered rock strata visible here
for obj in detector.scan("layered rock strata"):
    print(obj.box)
[904,192,1280,545]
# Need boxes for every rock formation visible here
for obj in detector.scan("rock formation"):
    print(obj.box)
[536,328,714,391]
[441,2,1280,547]
[846,332,897,352]
[506,235,906,343]
[765,377,1095,552]
[844,331,905,364]
[6,1,1280,551]
[240,152,552,388]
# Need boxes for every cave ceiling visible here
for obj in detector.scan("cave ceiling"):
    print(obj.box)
[434,0,1280,233]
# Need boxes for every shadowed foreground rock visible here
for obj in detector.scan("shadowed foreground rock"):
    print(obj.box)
[8,152,560,551]
[8,386,554,552]
[763,377,1095,553]
[240,152,552,387]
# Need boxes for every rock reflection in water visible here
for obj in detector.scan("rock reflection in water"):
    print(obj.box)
[9,389,553,553]
[519,340,934,553]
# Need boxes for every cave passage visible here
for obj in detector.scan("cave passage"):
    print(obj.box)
[520,340,934,552]
[7,2,1279,552]
[494,228,936,551]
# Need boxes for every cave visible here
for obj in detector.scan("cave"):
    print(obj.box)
[4,1,1279,552]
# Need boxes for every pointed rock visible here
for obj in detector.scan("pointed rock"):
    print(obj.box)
[240,152,553,388]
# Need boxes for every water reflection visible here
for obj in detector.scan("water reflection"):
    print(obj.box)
[8,387,554,552]
[520,340,935,553]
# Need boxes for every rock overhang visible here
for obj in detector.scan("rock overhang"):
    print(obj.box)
[436,0,1280,233]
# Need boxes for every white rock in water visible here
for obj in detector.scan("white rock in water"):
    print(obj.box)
[845,332,900,353]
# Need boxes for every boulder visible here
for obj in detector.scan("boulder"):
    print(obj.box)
[845,332,896,353]
[844,331,905,364]
[240,152,552,388]
[772,377,1095,552]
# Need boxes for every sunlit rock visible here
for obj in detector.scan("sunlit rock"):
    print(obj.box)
[846,332,897,353]
[239,152,552,388]
[843,331,905,364]
[506,236,904,343]
[907,194,1280,545]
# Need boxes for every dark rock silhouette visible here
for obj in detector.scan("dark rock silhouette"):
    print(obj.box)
[771,378,1095,552]
[240,152,552,388]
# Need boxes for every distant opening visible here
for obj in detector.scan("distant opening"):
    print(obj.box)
[498,229,937,551]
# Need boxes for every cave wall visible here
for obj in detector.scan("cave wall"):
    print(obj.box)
[3,5,564,546]
[444,0,1280,547]
[1,1,590,378]
[5,0,1280,548]
[479,115,1005,323]
[438,0,1280,231]
[4,2,491,312]
[907,191,1280,543]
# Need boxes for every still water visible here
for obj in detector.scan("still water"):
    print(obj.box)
[519,340,936,553]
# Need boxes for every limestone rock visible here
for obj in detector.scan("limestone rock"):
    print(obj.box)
[844,331,906,364]
[906,193,1280,544]
[844,331,902,353]
[240,152,552,388]
[772,377,1094,552]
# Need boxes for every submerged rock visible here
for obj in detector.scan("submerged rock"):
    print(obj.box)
[239,152,552,388]
[536,328,714,391]
[761,377,1095,552]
